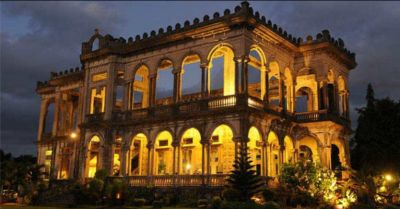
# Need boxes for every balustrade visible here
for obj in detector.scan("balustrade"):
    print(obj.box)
[85,95,349,126]
[125,174,228,187]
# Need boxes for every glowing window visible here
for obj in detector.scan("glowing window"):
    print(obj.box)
[92,72,108,82]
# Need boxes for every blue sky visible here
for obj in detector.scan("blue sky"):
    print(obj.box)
[1,1,400,156]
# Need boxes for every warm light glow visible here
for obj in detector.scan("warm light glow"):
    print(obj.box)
[185,163,191,171]
[70,132,77,139]
[385,174,393,182]
[116,193,121,199]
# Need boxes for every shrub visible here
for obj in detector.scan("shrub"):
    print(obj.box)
[198,198,208,209]
[222,188,242,201]
[133,198,146,207]
[211,196,222,209]
[264,201,280,209]
[152,200,163,209]
[382,205,400,209]
[94,169,108,181]
[349,203,375,209]
[262,189,275,202]
[220,201,263,209]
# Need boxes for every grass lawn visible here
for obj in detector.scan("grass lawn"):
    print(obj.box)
[0,205,194,209]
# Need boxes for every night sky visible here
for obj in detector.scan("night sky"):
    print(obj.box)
[1,1,399,156]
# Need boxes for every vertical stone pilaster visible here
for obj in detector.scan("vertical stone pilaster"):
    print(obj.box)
[200,63,209,97]
[172,68,182,103]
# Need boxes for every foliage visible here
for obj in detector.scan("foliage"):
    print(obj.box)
[211,196,222,209]
[219,201,264,209]
[0,150,46,204]
[351,84,400,174]
[262,189,275,202]
[263,201,280,209]
[225,144,264,202]
[279,161,357,208]
[94,169,108,181]
[132,198,146,206]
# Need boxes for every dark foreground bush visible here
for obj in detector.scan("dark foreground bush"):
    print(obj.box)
[349,203,375,209]
[222,188,242,201]
[220,201,264,209]
[152,200,163,209]
[264,201,280,209]
[133,198,146,207]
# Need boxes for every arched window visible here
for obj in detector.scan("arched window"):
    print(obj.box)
[180,128,202,174]
[154,131,173,175]
[208,45,235,96]
[248,126,262,175]
[44,102,55,133]
[248,49,264,99]
[181,54,202,99]
[132,65,149,109]
[295,87,314,112]
[210,124,234,174]
[92,38,99,51]
[87,135,101,178]
[267,131,280,177]
[129,133,148,175]
[156,60,174,105]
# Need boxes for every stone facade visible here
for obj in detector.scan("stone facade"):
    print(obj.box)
[36,2,356,187]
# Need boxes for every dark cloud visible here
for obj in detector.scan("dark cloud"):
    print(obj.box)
[1,2,124,156]
[1,1,399,156]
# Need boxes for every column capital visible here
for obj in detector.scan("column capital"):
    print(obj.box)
[200,63,209,69]
[172,67,182,74]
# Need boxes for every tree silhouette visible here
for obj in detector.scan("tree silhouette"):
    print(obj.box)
[226,143,264,202]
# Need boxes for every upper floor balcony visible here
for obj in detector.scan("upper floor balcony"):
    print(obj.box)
[85,92,350,127]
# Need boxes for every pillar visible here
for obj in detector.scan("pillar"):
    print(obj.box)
[52,92,61,136]
[105,65,116,120]
[120,144,128,176]
[173,68,182,103]
[323,81,329,110]
[149,74,157,107]
[200,63,209,97]
[261,144,266,176]
[147,144,153,176]
[240,56,250,94]
[279,145,285,165]
[263,67,270,102]
[234,57,240,94]
[123,80,132,111]
[37,99,48,141]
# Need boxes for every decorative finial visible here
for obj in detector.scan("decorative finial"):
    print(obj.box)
[241,0,250,8]
[94,28,99,35]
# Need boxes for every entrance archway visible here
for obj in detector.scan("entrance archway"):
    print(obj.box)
[86,135,101,178]
[154,131,173,175]
[210,124,235,174]
[248,126,262,175]
[129,133,148,175]
[180,128,202,174]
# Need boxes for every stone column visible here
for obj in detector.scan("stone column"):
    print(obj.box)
[123,80,132,111]
[172,141,178,174]
[200,63,209,97]
[345,91,350,119]
[120,144,129,176]
[279,145,285,165]
[149,74,157,107]
[241,56,250,94]
[261,144,266,176]
[234,57,240,94]
[52,92,61,136]
[323,81,329,110]
[147,144,153,176]
[173,68,182,103]
[263,67,270,102]
[37,99,48,141]
[105,65,116,120]
[316,81,321,111]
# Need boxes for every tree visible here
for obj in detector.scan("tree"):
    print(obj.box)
[225,143,264,202]
[351,84,400,174]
